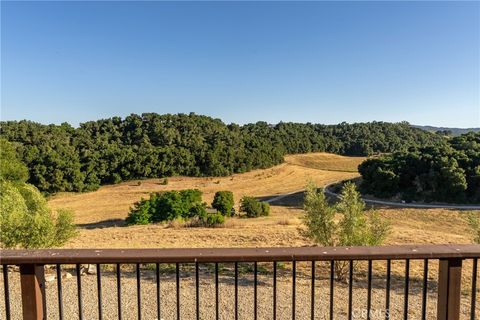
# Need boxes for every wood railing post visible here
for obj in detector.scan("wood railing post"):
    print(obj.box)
[20,264,45,320]
[437,258,462,320]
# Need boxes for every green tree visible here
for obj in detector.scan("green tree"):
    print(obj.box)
[301,182,389,279]
[0,140,77,248]
[301,182,336,246]
[359,133,479,204]
[337,183,389,246]
[239,196,269,217]
[212,191,235,216]
[0,138,29,183]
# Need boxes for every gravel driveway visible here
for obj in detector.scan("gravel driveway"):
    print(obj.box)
[1,263,478,320]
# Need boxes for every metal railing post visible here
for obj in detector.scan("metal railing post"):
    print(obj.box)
[437,258,462,320]
[20,264,45,320]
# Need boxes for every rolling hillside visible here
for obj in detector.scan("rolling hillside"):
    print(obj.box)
[49,153,362,225]
[46,152,475,251]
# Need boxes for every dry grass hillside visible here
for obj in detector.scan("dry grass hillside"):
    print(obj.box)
[49,153,361,225]
[47,152,476,249]
[284,152,365,172]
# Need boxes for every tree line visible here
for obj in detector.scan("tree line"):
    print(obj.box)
[0,113,445,194]
[359,132,480,203]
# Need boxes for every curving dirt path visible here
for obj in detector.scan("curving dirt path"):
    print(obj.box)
[265,184,480,210]
[323,183,480,210]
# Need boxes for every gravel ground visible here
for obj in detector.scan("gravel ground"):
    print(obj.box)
[1,263,478,320]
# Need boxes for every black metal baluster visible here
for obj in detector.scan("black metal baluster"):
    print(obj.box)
[97,264,102,320]
[156,263,161,320]
[273,262,277,320]
[292,260,296,320]
[176,263,180,320]
[56,264,63,320]
[234,262,238,320]
[348,261,353,320]
[385,260,391,320]
[136,264,141,320]
[3,265,11,320]
[471,258,478,320]
[196,262,200,320]
[311,261,315,320]
[367,260,372,320]
[330,261,334,320]
[116,264,122,320]
[215,263,219,320]
[254,262,258,320]
[76,264,83,320]
[403,259,410,320]
[421,259,428,320]
[42,266,47,320]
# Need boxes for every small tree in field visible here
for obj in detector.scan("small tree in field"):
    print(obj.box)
[301,182,336,246]
[212,191,234,216]
[301,182,389,280]
[240,196,270,217]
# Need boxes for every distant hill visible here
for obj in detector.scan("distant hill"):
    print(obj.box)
[413,125,480,136]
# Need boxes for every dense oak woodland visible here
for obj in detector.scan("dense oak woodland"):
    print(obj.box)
[1,113,445,194]
[359,132,480,203]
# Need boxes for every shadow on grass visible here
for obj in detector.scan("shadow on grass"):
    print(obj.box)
[256,191,305,209]
[77,218,126,229]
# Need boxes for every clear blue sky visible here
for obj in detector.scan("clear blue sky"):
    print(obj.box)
[1,1,479,127]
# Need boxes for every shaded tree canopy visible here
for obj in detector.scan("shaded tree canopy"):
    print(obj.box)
[359,132,480,203]
[1,113,445,194]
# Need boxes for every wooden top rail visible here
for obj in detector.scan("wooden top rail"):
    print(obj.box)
[1,244,480,265]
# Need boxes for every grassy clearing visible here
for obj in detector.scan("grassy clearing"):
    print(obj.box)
[284,152,366,172]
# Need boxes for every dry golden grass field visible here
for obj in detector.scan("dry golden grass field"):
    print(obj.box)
[47,152,476,249]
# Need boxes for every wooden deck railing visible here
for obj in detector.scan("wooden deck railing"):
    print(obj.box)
[1,244,479,320]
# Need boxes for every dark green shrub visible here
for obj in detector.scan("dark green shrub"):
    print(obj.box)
[188,202,208,220]
[126,189,205,224]
[212,191,234,216]
[179,189,203,208]
[160,178,169,185]
[240,196,269,218]
[126,198,153,225]
[202,213,225,227]
[261,202,270,216]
